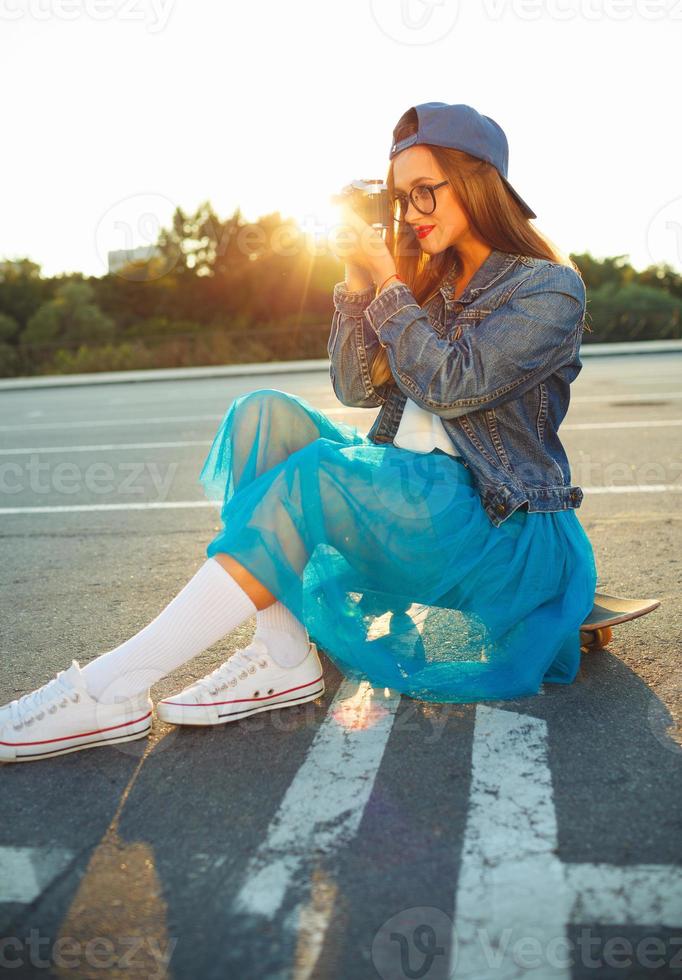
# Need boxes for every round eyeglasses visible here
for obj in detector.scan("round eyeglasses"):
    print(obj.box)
[391,179,449,222]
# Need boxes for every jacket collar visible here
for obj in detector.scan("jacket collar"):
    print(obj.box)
[440,248,522,306]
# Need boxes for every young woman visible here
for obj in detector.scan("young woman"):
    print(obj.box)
[0,102,597,762]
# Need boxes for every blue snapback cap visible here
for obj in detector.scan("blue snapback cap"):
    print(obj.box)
[389,102,537,220]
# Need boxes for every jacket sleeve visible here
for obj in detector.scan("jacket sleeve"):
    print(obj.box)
[363,263,586,419]
[327,280,389,408]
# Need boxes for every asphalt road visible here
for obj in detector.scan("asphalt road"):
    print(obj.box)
[1,353,681,979]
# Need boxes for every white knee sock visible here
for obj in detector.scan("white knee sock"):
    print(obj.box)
[253,600,310,667]
[81,558,257,704]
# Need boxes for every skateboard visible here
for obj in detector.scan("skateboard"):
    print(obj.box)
[579,591,661,653]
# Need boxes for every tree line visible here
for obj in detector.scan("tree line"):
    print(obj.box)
[0,201,680,377]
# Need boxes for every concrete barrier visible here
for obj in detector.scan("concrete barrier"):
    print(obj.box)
[0,340,680,392]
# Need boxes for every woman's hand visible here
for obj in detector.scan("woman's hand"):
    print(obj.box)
[329,197,396,286]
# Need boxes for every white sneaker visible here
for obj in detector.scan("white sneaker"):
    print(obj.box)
[0,660,153,763]
[156,637,325,726]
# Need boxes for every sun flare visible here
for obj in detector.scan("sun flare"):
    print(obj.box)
[285,192,347,244]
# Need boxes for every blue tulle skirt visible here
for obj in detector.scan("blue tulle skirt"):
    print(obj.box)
[199,388,598,703]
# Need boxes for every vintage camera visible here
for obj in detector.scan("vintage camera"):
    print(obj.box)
[332,179,392,230]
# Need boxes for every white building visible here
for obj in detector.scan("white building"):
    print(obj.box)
[107,244,162,274]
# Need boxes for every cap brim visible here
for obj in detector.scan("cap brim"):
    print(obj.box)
[501,176,536,220]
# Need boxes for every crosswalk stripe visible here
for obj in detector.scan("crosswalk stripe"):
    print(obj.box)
[0,846,74,904]
[563,863,682,925]
[451,706,681,978]
[452,706,570,979]
[232,680,400,920]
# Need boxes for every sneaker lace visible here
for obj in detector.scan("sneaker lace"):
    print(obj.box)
[9,673,80,730]
[200,644,270,696]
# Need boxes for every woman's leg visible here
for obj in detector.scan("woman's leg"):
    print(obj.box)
[213,554,276,609]
[200,389,367,668]
[82,389,340,704]
[80,558,259,704]
[0,391,350,760]
[200,387,346,502]
[213,555,310,669]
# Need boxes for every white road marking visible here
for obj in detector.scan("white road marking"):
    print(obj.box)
[563,863,682,925]
[453,707,571,979]
[232,680,400,920]
[563,419,682,430]
[0,440,211,455]
[451,706,682,978]
[2,418,681,456]
[583,484,682,494]
[0,846,74,903]
[1,483,681,515]
[0,501,220,514]
[1,390,681,432]
[0,702,678,979]
[0,414,225,432]
[570,391,682,403]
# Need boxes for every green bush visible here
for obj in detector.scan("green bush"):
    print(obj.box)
[0,312,20,343]
[585,282,682,343]
[0,340,20,376]
[44,342,153,374]
[22,281,114,347]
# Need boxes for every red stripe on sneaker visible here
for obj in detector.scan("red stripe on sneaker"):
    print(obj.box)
[161,673,324,708]
[0,709,153,747]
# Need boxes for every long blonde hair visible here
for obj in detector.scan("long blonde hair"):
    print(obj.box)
[370,109,588,388]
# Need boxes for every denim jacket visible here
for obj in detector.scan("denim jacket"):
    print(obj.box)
[328,247,587,528]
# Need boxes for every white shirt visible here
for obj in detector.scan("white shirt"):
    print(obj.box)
[392,396,461,457]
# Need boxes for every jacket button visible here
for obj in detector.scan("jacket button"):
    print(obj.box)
[496,503,505,514]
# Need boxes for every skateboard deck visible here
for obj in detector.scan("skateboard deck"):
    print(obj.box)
[579,591,661,653]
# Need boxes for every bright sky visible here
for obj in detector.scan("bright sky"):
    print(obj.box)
[2,0,680,278]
